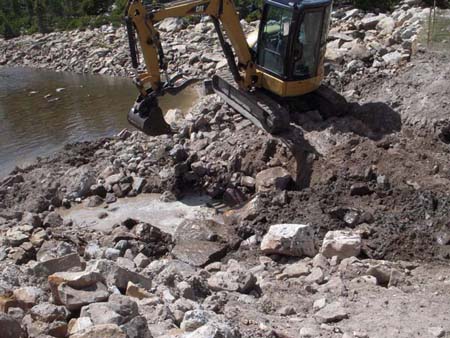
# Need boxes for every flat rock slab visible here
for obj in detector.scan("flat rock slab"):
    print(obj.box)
[33,253,81,277]
[86,260,152,291]
[58,282,109,311]
[60,193,214,235]
[172,240,228,267]
[70,324,126,338]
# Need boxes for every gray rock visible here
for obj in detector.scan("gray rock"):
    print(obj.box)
[105,248,121,261]
[0,313,27,338]
[428,327,446,338]
[22,212,42,227]
[13,287,45,309]
[80,294,138,326]
[255,167,292,192]
[261,224,316,257]
[70,324,126,338]
[382,51,403,65]
[33,253,82,277]
[57,282,109,311]
[185,321,241,338]
[86,259,152,291]
[64,165,97,199]
[67,317,93,335]
[314,302,348,323]
[4,230,28,247]
[43,211,63,227]
[120,316,153,338]
[305,267,325,284]
[279,261,311,279]
[180,309,214,331]
[159,17,185,32]
[84,195,104,207]
[321,231,361,259]
[360,14,384,29]
[133,253,150,269]
[300,326,320,338]
[277,305,296,316]
[30,302,68,322]
[376,16,395,35]
[172,240,228,267]
[207,261,256,293]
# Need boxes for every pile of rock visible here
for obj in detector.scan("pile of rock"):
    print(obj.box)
[326,0,428,86]
[0,17,256,78]
[1,208,417,338]
[0,3,426,80]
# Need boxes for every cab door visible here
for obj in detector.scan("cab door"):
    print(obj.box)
[256,4,293,77]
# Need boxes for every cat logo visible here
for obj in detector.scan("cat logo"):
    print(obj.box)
[195,5,206,12]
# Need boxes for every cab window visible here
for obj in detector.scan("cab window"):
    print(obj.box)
[257,5,292,76]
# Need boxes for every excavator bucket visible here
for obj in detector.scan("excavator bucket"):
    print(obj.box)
[127,76,198,136]
[128,95,172,136]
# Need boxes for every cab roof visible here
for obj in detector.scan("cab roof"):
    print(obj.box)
[266,0,332,9]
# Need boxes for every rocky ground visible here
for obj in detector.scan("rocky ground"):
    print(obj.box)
[2,1,450,338]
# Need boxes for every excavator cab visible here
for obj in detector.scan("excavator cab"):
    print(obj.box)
[255,0,332,96]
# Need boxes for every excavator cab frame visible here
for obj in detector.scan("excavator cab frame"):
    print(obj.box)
[255,0,332,96]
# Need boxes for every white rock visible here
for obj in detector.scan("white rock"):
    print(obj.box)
[376,17,395,35]
[159,17,185,32]
[165,108,184,125]
[382,51,403,65]
[261,224,316,257]
[321,231,361,259]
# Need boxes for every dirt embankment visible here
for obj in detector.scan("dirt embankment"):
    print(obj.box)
[2,2,450,338]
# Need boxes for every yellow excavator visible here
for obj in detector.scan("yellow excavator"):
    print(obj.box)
[125,0,343,136]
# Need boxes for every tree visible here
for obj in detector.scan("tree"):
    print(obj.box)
[34,0,48,33]
[0,12,18,39]
[82,0,111,15]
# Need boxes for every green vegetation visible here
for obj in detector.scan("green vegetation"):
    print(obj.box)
[0,0,128,39]
[3,0,448,39]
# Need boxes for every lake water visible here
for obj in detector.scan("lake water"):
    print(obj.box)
[0,67,198,177]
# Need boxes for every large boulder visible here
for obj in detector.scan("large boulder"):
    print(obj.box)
[320,230,361,259]
[64,165,97,199]
[255,167,292,192]
[261,224,316,257]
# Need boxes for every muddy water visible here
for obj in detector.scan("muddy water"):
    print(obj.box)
[60,193,217,234]
[0,67,199,177]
